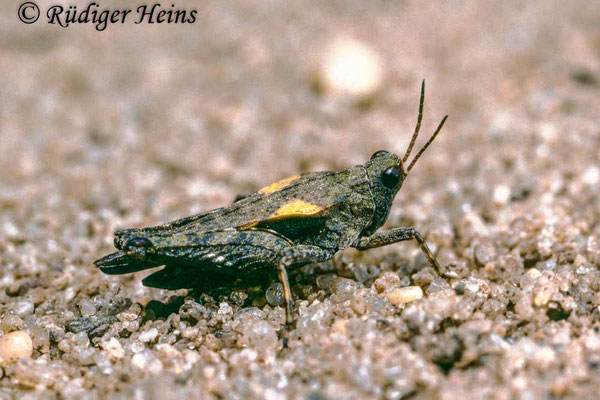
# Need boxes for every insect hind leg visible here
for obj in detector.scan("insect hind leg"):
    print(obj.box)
[276,245,334,348]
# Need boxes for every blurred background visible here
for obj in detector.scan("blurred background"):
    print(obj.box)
[1,0,600,398]
[3,0,598,220]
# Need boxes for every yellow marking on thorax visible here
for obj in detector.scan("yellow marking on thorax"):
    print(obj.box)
[270,199,324,218]
[258,174,301,195]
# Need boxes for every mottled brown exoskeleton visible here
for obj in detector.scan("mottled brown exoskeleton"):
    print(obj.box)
[95,80,448,344]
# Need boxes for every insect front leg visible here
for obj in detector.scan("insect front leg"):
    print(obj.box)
[354,228,445,276]
[277,245,335,347]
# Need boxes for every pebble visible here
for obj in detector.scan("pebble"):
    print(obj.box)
[57,339,71,353]
[139,327,159,343]
[386,287,424,305]
[331,319,348,335]
[582,166,599,186]
[217,302,233,317]
[515,294,535,320]
[373,271,400,293]
[317,37,383,98]
[316,274,336,290]
[329,277,359,301]
[132,350,163,374]
[14,299,34,317]
[428,279,451,294]
[296,302,334,338]
[2,221,20,239]
[72,332,90,348]
[245,321,277,350]
[101,337,124,361]
[0,331,33,365]
[79,299,97,317]
[1,314,24,331]
[493,185,511,204]
[265,282,284,307]
[230,289,248,306]
[533,276,556,307]
[520,268,542,290]
[474,242,496,267]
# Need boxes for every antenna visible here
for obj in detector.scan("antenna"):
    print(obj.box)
[406,115,448,173]
[402,79,425,163]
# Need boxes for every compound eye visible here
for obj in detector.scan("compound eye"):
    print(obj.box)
[381,166,401,189]
[370,150,389,160]
[123,237,153,252]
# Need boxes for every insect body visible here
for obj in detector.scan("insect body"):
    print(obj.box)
[94,81,448,338]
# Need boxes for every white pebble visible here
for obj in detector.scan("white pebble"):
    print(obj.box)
[0,331,33,365]
[139,327,159,343]
[386,286,424,305]
[493,185,511,205]
[131,352,150,369]
[130,341,145,353]
[101,337,124,361]
[2,221,20,238]
[14,299,34,317]
[218,302,233,316]
[64,287,76,302]
[583,166,599,186]
[132,350,163,374]
[318,37,383,98]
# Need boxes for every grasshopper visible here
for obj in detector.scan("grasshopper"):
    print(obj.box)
[94,80,448,340]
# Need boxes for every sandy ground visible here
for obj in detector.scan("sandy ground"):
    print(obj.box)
[2,0,600,398]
